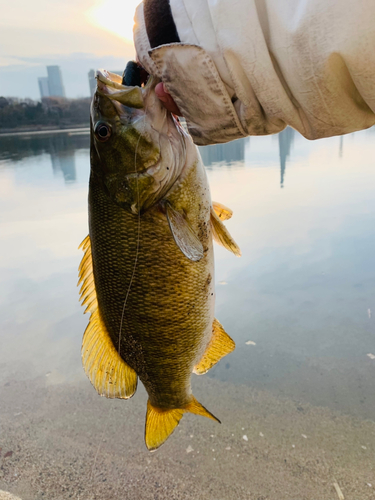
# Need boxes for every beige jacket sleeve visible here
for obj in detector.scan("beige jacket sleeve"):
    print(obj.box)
[134,0,375,145]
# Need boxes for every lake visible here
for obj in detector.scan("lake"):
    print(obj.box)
[0,128,374,499]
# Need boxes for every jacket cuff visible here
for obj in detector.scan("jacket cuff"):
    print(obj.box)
[149,43,247,145]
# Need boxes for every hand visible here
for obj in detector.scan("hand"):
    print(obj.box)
[155,82,182,116]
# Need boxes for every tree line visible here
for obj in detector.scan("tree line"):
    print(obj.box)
[0,96,91,131]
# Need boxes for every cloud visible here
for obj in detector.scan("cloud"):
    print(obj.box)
[0,24,134,61]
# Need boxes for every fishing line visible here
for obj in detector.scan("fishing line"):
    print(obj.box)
[117,104,148,354]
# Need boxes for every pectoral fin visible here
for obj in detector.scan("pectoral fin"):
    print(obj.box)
[212,201,233,221]
[193,319,235,375]
[145,397,219,451]
[79,235,138,399]
[166,202,204,262]
[210,207,241,257]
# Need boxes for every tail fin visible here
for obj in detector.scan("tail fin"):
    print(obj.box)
[184,397,221,424]
[145,397,220,451]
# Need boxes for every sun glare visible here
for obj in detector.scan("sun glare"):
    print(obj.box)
[87,0,141,42]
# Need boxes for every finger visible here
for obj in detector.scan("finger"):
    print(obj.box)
[155,82,182,116]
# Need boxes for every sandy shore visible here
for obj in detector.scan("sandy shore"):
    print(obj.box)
[0,372,374,500]
[0,491,22,500]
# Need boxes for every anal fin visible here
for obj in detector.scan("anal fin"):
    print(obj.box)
[82,311,138,399]
[210,207,241,257]
[145,397,219,451]
[193,319,235,375]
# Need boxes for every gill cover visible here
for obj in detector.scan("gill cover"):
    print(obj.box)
[90,69,187,215]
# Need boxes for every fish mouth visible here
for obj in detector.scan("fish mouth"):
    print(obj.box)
[95,67,154,109]
[95,70,145,109]
[93,67,163,174]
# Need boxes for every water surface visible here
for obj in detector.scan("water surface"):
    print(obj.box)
[1,128,375,499]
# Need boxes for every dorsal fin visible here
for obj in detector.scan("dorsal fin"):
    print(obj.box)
[212,201,233,221]
[193,318,235,375]
[210,207,241,257]
[78,235,137,399]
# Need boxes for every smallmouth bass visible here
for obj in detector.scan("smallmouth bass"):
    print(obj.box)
[78,68,240,451]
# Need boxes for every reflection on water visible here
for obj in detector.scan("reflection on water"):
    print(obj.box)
[0,133,88,163]
[199,137,247,166]
[278,127,294,187]
[1,128,375,499]
[199,128,295,190]
[0,133,88,184]
[50,148,76,183]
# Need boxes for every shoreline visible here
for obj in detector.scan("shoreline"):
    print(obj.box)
[0,126,89,138]
[1,373,374,500]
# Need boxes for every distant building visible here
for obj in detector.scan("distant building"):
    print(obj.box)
[88,69,96,97]
[38,77,50,98]
[37,66,66,99]
[46,66,65,97]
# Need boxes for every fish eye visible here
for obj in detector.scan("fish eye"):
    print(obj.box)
[94,122,112,142]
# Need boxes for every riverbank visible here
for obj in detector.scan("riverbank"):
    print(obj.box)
[0,125,89,138]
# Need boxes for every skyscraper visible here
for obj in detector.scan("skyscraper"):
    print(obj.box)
[38,77,50,98]
[88,69,96,97]
[46,66,65,97]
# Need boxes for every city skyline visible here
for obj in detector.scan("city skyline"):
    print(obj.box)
[38,66,66,99]
[0,0,138,100]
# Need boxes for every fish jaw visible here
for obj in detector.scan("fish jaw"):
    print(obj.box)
[90,69,187,214]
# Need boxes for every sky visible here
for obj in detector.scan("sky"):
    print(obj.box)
[0,0,141,99]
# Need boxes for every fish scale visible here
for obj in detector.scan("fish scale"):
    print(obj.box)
[89,170,213,407]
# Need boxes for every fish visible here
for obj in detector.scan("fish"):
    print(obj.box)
[78,68,241,451]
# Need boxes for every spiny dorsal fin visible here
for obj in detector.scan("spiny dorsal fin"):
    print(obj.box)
[78,235,137,399]
[193,318,236,375]
[165,202,204,262]
[78,234,91,250]
[212,201,233,221]
[145,397,219,451]
[210,207,241,257]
